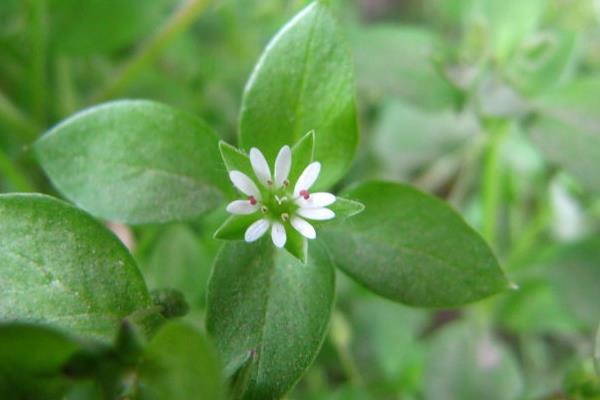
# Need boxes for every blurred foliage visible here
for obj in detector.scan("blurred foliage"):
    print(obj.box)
[1,0,600,398]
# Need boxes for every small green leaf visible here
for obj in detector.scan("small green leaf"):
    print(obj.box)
[283,225,307,264]
[138,321,226,400]
[0,323,83,399]
[424,322,523,400]
[219,141,254,181]
[329,196,364,220]
[214,214,262,241]
[289,130,315,184]
[35,100,227,224]
[206,239,335,399]
[0,193,152,340]
[320,181,509,307]
[531,77,600,193]
[240,2,358,189]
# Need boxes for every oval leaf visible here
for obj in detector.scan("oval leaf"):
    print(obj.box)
[35,100,226,224]
[320,181,509,307]
[239,2,358,190]
[0,193,151,340]
[206,239,335,399]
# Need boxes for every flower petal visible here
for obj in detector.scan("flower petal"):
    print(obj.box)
[296,207,335,221]
[294,161,321,196]
[229,171,261,199]
[271,221,287,248]
[226,200,259,215]
[244,218,270,242]
[290,216,316,239]
[295,192,336,208]
[274,145,291,188]
[249,148,272,187]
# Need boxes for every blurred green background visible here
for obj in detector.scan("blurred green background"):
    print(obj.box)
[2,0,600,398]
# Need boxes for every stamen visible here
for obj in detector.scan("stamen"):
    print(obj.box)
[281,213,289,221]
[248,196,257,206]
[261,206,268,213]
[299,190,310,200]
[283,179,289,187]
[267,179,273,186]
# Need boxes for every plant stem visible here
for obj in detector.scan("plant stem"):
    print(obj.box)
[55,56,79,118]
[481,122,508,249]
[28,0,48,125]
[0,149,35,192]
[329,312,363,386]
[92,0,211,103]
[0,90,40,142]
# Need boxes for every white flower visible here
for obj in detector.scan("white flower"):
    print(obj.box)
[226,145,336,248]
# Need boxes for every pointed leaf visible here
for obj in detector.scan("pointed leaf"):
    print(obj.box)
[240,2,358,190]
[206,239,335,399]
[320,181,509,307]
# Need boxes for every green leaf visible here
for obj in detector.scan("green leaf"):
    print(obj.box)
[424,322,523,400]
[0,323,83,399]
[239,2,358,190]
[289,130,315,184]
[214,214,262,241]
[219,141,254,182]
[35,100,226,224]
[531,77,600,193]
[319,196,364,223]
[0,193,152,341]
[206,239,335,399]
[320,181,509,307]
[546,238,600,329]
[138,321,226,400]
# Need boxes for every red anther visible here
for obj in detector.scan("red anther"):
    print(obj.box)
[299,190,310,200]
[248,196,257,205]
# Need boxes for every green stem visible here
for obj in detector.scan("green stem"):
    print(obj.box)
[481,122,508,249]
[0,90,40,141]
[55,56,79,118]
[0,149,36,192]
[28,0,48,124]
[329,312,363,386]
[92,0,211,102]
